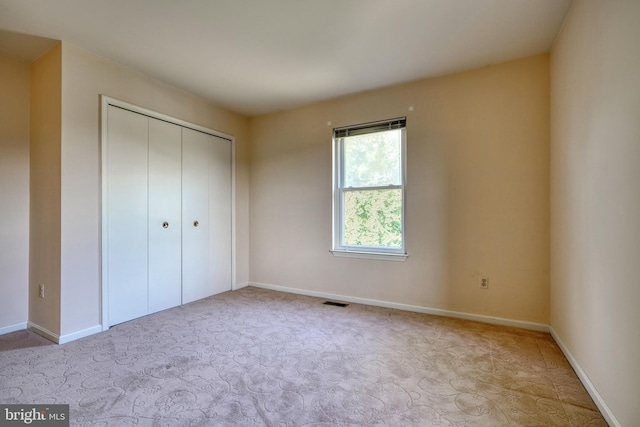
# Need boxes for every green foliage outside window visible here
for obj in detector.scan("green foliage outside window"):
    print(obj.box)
[344,189,402,247]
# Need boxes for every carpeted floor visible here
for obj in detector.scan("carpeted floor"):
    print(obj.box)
[0,287,606,426]
[0,329,52,352]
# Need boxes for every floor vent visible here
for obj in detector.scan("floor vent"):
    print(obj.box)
[323,301,349,307]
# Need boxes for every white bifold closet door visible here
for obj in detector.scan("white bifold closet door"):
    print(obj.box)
[182,128,232,304]
[105,104,231,328]
[207,131,232,296]
[106,106,149,326]
[148,119,182,313]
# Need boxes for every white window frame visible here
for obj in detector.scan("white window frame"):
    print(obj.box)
[332,118,408,261]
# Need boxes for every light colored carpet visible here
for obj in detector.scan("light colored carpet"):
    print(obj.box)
[0,329,52,351]
[0,287,606,426]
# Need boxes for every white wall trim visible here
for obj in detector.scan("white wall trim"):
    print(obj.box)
[249,282,549,332]
[231,124,237,294]
[233,282,249,290]
[0,322,27,336]
[550,327,620,427]
[58,325,102,345]
[28,321,59,344]
[27,322,101,344]
[330,250,408,262]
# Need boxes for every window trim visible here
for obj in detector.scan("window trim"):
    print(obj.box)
[332,118,408,261]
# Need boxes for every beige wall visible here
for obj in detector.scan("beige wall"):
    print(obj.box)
[550,1,640,425]
[29,43,62,334]
[0,54,30,331]
[249,54,550,323]
[58,43,250,335]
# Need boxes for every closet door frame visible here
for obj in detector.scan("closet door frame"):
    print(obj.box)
[100,96,236,331]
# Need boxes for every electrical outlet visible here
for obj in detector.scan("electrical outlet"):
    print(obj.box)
[480,277,489,289]
[39,284,45,298]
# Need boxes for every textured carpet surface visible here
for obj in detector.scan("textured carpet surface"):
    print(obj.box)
[0,329,52,352]
[0,287,606,426]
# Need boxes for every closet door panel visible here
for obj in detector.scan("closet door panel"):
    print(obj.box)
[209,136,232,295]
[182,128,211,304]
[148,118,182,313]
[106,106,149,326]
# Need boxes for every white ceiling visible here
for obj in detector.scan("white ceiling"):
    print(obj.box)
[0,0,571,116]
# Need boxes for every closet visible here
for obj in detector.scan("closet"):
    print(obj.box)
[103,101,231,328]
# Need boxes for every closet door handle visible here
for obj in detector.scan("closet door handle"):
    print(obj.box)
[162,221,169,229]
[193,220,199,227]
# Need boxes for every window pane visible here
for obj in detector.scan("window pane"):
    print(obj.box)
[343,189,402,248]
[343,129,401,187]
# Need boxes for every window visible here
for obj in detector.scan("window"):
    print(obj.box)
[332,118,407,260]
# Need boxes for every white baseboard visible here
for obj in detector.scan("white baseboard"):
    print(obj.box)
[0,322,27,336]
[27,322,102,345]
[233,281,249,290]
[59,324,102,344]
[550,327,620,427]
[248,282,549,332]
[27,322,59,344]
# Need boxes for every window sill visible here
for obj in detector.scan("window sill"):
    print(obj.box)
[330,250,408,262]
